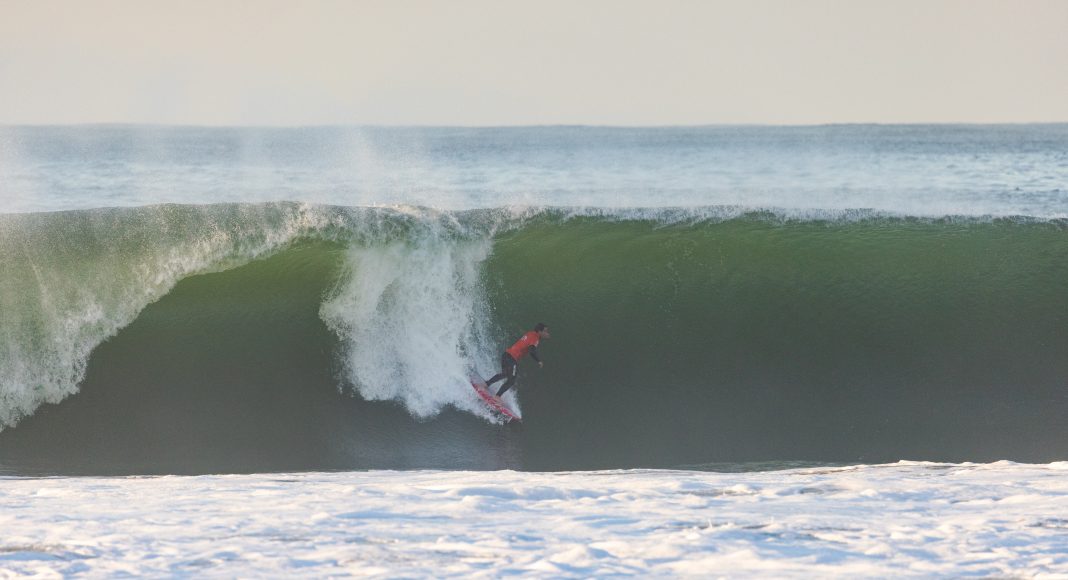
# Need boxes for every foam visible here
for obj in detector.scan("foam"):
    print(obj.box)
[1,462,1066,577]
[319,232,501,419]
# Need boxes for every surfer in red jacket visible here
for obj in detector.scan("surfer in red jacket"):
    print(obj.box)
[485,323,550,397]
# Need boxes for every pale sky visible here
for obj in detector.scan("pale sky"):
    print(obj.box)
[1,0,1067,126]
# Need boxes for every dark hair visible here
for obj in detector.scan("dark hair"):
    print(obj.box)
[534,322,548,332]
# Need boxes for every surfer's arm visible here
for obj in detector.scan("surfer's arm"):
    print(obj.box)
[528,345,542,364]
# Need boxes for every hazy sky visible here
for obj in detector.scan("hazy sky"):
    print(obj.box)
[2,0,1066,125]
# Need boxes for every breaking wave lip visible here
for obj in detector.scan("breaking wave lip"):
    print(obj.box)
[0,201,1065,433]
[0,202,509,431]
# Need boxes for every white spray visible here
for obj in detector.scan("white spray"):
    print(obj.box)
[319,215,504,419]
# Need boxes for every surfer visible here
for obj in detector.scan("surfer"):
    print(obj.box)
[485,323,550,397]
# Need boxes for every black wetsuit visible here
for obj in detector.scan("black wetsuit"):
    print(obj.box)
[485,346,540,397]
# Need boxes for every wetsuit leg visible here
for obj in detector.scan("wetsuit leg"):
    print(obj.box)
[485,353,517,388]
[495,354,519,397]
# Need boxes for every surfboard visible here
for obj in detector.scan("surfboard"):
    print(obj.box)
[469,374,522,423]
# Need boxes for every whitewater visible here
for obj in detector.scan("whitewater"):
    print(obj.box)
[1,125,1067,576]
[4,463,1068,577]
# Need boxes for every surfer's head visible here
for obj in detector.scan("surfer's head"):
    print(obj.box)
[534,322,550,339]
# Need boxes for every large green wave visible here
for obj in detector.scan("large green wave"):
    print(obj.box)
[1,205,1066,473]
[488,216,1068,468]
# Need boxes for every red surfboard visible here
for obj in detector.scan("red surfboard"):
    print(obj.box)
[470,375,522,423]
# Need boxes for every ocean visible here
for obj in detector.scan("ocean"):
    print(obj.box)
[1,125,1067,576]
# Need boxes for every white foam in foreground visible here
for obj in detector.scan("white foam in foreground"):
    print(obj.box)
[3,462,1067,578]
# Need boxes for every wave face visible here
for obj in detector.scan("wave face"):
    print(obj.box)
[1,204,1066,474]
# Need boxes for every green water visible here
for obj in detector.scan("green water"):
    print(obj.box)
[2,211,1067,473]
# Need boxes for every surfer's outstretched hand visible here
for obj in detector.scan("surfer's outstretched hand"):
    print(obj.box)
[538,361,544,368]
